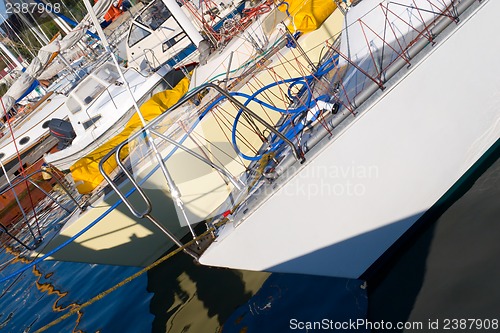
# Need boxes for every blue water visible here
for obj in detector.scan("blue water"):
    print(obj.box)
[0,197,367,332]
[0,260,152,332]
[1,152,498,333]
[223,275,367,333]
[368,151,500,332]
[0,244,367,332]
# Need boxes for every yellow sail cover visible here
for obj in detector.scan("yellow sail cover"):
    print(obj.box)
[70,76,190,194]
[279,0,337,33]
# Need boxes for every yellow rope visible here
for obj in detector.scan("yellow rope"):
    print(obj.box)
[34,230,213,333]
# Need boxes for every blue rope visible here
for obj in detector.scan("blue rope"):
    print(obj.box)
[228,52,340,160]
[229,70,335,160]
[165,53,340,161]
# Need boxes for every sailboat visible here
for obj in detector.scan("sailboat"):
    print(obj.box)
[30,0,343,265]
[193,0,500,278]
[41,61,188,171]
[125,0,245,71]
[13,0,498,281]
[0,0,136,237]
[0,0,124,181]
[42,0,242,171]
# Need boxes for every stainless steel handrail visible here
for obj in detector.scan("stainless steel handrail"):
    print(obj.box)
[149,129,245,190]
[0,168,83,250]
[0,169,84,212]
[98,82,303,219]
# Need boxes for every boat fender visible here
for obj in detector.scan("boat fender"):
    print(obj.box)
[198,39,211,65]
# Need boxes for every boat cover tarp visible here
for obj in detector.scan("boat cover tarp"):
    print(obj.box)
[70,76,190,194]
[279,0,336,33]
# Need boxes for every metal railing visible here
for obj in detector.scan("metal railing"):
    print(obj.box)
[97,82,306,254]
[99,82,304,215]
[94,0,482,257]
[0,169,84,250]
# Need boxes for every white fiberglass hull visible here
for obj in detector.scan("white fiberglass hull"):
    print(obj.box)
[0,94,68,167]
[44,66,170,171]
[34,6,344,267]
[43,106,137,171]
[199,0,500,279]
[37,176,192,267]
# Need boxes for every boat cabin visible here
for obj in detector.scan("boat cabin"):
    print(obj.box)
[65,62,122,138]
[126,0,196,71]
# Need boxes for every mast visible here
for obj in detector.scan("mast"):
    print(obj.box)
[18,0,52,43]
[34,0,73,34]
[0,42,23,69]
[0,12,36,59]
[15,13,47,46]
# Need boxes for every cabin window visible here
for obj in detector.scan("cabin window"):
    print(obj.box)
[82,115,102,130]
[127,0,173,48]
[67,79,106,114]
[19,136,30,145]
[94,63,120,84]
[67,97,81,114]
[137,0,172,30]
[128,24,151,47]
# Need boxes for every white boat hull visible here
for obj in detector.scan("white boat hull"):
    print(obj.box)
[199,0,500,278]
[44,65,171,171]
[0,94,68,168]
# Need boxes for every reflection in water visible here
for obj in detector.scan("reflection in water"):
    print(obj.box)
[32,266,83,333]
[3,245,34,264]
[369,146,500,330]
[0,312,14,329]
[31,265,85,333]
[2,221,266,333]
[33,267,80,312]
[0,244,85,333]
[148,251,269,333]
[25,315,41,332]
[222,274,368,333]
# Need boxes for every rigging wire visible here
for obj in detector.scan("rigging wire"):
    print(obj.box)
[0,12,37,59]
[0,99,43,240]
